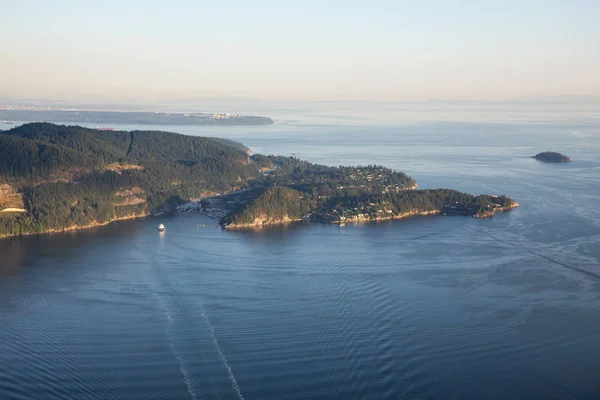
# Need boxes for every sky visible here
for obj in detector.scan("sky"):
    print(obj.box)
[1,0,599,102]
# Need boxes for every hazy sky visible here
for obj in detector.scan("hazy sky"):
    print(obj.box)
[1,0,599,102]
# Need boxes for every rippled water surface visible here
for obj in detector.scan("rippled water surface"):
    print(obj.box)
[1,109,600,399]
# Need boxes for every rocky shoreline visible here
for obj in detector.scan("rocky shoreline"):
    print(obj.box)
[329,209,441,225]
[0,196,520,239]
[473,202,519,218]
[0,212,146,240]
[0,188,245,239]
[222,201,520,230]
[223,215,302,230]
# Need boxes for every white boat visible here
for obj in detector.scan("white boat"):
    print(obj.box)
[158,223,166,232]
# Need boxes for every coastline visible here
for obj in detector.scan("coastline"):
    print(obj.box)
[0,110,274,126]
[0,213,147,240]
[223,203,520,230]
[473,202,519,218]
[0,186,244,240]
[332,209,441,224]
[223,216,303,230]
[224,210,446,230]
[0,201,520,239]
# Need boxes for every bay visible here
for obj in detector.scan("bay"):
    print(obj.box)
[1,103,600,399]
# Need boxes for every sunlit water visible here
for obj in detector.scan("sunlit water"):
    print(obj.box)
[1,105,600,399]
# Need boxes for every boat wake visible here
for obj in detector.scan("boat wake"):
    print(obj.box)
[153,290,202,400]
[466,226,600,279]
[200,309,245,400]
[149,250,243,400]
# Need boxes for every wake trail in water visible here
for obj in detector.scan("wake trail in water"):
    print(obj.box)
[147,247,201,400]
[153,290,203,400]
[199,309,245,400]
[524,248,600,279]
[409,227,459,241]
[150,245,239,399]
[467,227,600,279]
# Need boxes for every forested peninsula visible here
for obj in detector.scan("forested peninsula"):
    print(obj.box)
[221,155,517,228]
[0,123,517,237]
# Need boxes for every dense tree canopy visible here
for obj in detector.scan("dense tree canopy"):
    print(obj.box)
[223,187,311,226]
[223,156,517,227]
[0,123,258,236]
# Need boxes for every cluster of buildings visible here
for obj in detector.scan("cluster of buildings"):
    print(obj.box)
[341,167,415,193]
[178,112,241,120]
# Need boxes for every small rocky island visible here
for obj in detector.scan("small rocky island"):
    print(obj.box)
[532,152,571,163]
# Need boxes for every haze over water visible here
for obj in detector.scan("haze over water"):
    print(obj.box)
[1,102,600,399]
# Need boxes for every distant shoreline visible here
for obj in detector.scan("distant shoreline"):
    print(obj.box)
[0,109,273,126]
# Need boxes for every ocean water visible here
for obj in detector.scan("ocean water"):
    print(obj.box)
[1,104,600,399]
